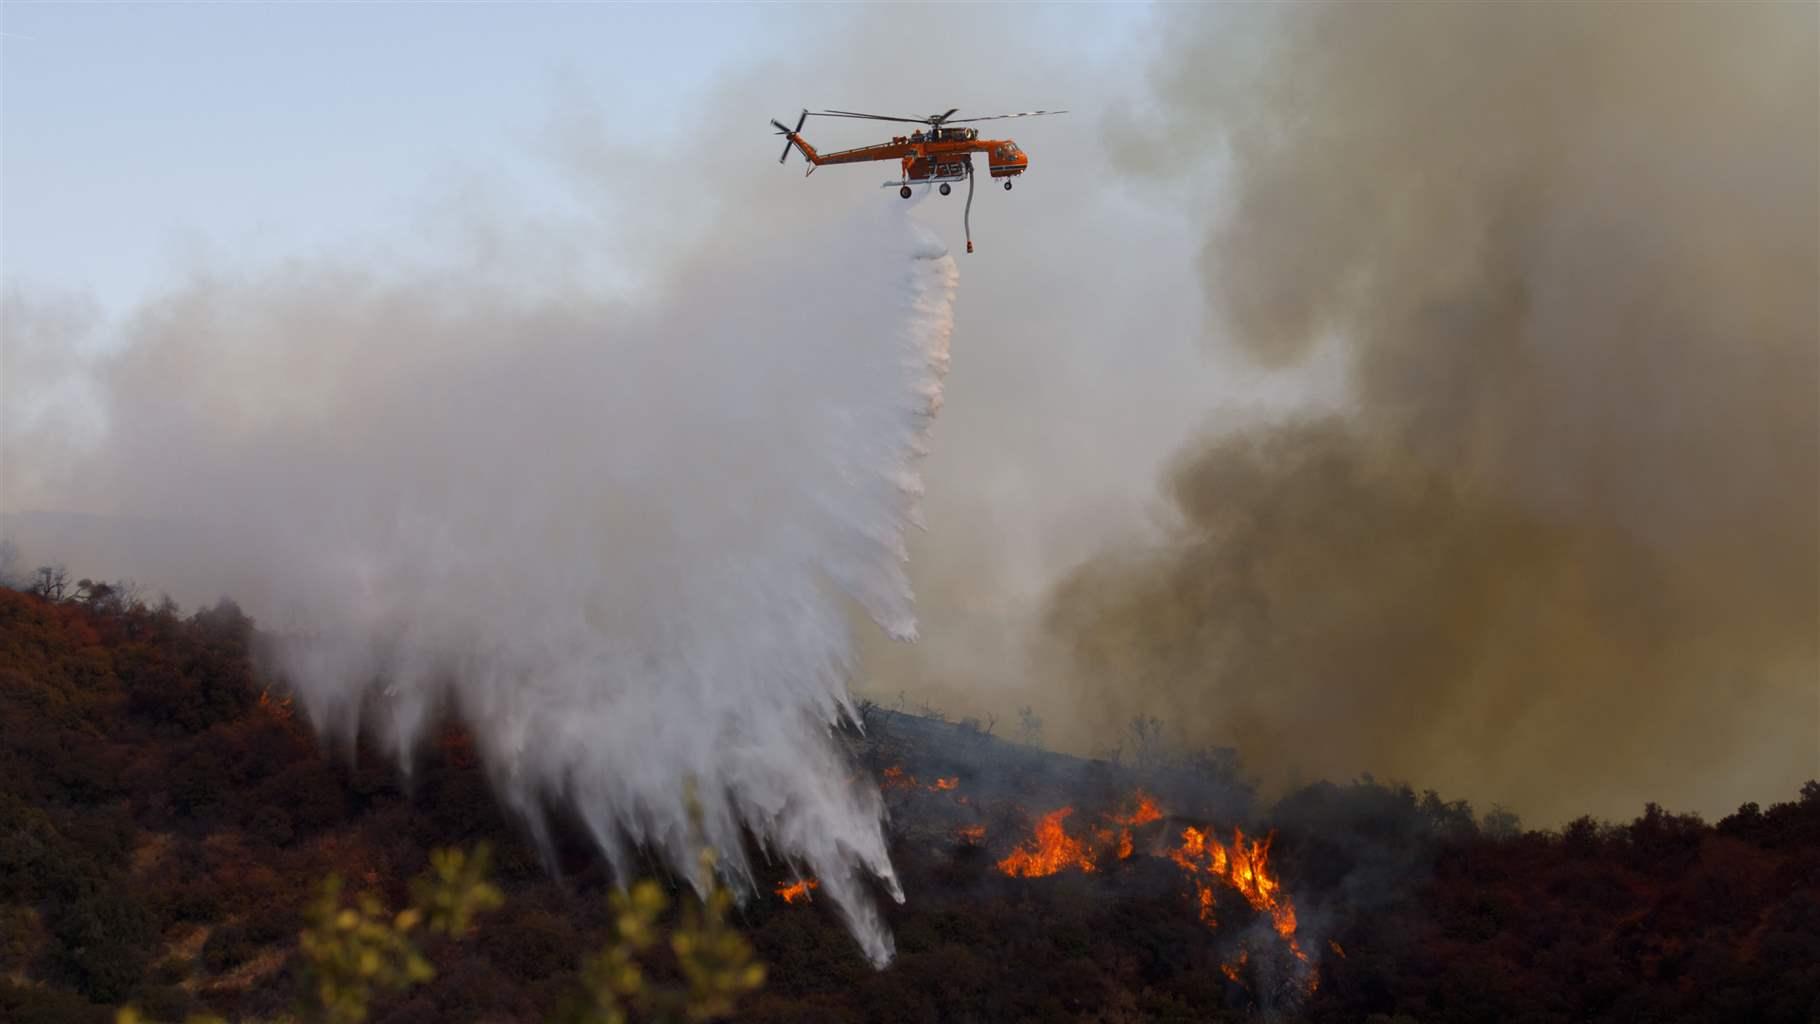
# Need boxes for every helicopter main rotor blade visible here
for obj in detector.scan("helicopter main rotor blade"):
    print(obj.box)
[931,108,959,124]
[945,109,1069,124]
[816,109,936,125]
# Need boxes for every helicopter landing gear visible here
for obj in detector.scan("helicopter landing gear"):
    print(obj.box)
[899,185,913,199]
[939,182,952,196]
[1003,180,1013,191]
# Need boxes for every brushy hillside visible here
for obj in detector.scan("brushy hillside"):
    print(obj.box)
[2,584,1816,1023]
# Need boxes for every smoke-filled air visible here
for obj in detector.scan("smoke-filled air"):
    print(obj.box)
[6,201,957,964]
[1045,2,1818,823]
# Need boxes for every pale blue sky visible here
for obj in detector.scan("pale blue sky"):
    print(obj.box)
[3,2,1148,319]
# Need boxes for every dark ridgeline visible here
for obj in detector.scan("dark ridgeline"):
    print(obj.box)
[2,583,1816,1023]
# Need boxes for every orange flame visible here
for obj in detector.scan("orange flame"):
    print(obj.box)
[989,792,1311,983]
[1108,791,1163,859]
[1119,792,1164,827]
[879,766,963,794]
[1168,826,1304,959]
[775,878,819,904]
[996,808,1096,877]
[956,824,986,844]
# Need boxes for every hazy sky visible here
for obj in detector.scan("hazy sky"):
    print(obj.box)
[4,0,1258,610]
[3,2,1142,319]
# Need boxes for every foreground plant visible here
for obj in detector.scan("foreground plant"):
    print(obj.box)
[117,844,504,1024]
[564,847,766,1024]
[117,824,766,1024]
[298,843,503,1023]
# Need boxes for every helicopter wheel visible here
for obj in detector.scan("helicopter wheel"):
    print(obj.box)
[939,183,952,196]
[899,185,912,199]
[1003,180,1013,191]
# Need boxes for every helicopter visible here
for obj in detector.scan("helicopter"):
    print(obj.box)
[769,107,1066,253]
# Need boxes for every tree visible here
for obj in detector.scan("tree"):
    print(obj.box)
[1016,706,1043,747]
[28,565,69,601]
[1127,715,1165,773]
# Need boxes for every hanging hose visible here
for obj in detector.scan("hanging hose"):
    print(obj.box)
[963,163,975,253]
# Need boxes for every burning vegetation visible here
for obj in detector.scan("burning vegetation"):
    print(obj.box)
[774,878,818,904]
[995,808,1096,878]
[880,764,962,794]
[4,588,1818,1022]
[980,788,1309,986]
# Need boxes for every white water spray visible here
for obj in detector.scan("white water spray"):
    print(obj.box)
[7,204,957,965]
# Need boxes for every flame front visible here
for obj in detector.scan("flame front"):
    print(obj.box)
[990,792,1311,987]
[1110,791,1163,861]
[1169,826,1304,958]
[996,808,1096,877]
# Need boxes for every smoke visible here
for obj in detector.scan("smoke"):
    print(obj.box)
[4,198,960,964]
[1047,2,1819,822]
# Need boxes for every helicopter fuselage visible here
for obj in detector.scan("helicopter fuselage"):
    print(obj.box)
[784,129,1030,184]
[771,108,1063,253]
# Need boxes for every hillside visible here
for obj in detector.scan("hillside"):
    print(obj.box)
[2,584,1816,1022]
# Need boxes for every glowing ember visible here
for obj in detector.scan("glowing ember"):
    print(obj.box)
[257,688,295,721]
[956,824,986,844]
[878,765,964,794]
[997,808,1096,877]
[1329,939,1346,959]
[1220,949,1249,983]
[775,878,819,904]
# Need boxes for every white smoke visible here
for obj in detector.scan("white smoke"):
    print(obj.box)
[5,201,957,965]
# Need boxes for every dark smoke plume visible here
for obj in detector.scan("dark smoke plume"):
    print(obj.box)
[1049,2,1818,823]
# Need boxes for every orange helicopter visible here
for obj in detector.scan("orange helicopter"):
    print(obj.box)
[770,107,1067,253]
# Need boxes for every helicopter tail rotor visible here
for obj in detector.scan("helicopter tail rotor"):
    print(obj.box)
[773,109,809,164]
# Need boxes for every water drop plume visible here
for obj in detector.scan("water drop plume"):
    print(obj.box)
[8,204,957,965]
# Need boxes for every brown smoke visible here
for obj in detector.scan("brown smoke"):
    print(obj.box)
[1047,2,1819,823]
